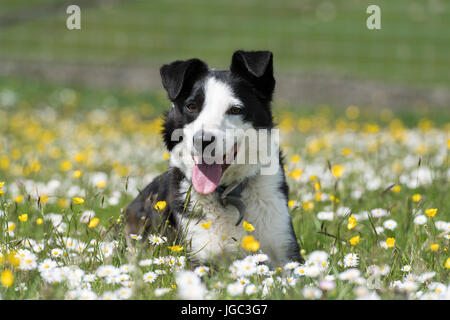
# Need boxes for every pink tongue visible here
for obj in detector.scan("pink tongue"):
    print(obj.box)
[192,163,222,194]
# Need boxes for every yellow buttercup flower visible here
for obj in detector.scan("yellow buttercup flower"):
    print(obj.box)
[365,123,379,134]
[302,201,314,211]
[347,215,357,230]
[1,269,14,287]
[163,151,170,160]
[72,197,85,204]
[329,195,340,203]
[425,208,437,218]
[14,195,23,203]
[445,258,450,269]
[289,169,303,180]
[36,218,43,225]
[386,237,395,248]
[331,164,345,179]
[290,154,301,164]
[58,198,68,208]
[168,245,184,252]
[39,194,49,204]
[154,201,167,211]
[243,221,255,232]
[288,200,296,208]
[74,152,85,163]
[60,160,72,171]
[18,213,28,222]
[201,221,212,229]
[73,170,82,178]
[349,235,360,245]
[0,156,10,170]
[341,148,352,156]
[88,217,100,228]
[95,181,106,188]
[392,161,403,174]
[430,243,439,251]
[28,160,41,173]
[314,181,321,191]
[242,235,260,252]
[314,192,322,202]
[4,253,20,268]
[392,185,401,193]
[412,194,421,202]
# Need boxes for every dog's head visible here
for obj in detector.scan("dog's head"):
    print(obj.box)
[160,50,277,194]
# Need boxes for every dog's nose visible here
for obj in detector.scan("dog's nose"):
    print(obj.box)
[193,130,216,156]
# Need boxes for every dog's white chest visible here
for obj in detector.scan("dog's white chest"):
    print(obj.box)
[177,181,246,263]
[178,171,293,265]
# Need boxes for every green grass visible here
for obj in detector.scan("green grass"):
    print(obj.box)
[0,0,449,87]
[0,0,60,14]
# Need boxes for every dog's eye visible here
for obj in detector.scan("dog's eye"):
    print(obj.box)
[185,104,199,113]
[228,106,242,115]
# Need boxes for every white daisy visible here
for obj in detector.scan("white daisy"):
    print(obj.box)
[194,266,209,277]
[143,271,157,283]
[101,291,119,300]
[139,259,153,267]
[51,248,63,258]
[338,268,361,281]
[344,253,359,267]
[154,288,171,297]
[227,282,244,296]
[383,219,398,230]
[371,208,388,218]
[256,265,270,275]
[317,211,334,221]
[148,234,167,245]
[413,215,427,225]
[283,261,300,270]
[153,256,166,265]
[305,266,321,277]
[245,284,258,295]
[38,259,57,273]
[302,287,322,299]
[129,234,142,241]
[116,287,133,300]
[401,265,411,272]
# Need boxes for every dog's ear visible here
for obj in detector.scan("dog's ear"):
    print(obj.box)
[230,50,275,100]
[160,59,208,101]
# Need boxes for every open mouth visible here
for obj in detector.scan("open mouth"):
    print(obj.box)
[191,143,238,194]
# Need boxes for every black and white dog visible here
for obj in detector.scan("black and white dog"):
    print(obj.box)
[126,50,303,266]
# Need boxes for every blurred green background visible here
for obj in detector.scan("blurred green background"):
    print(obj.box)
[0,0,449,116]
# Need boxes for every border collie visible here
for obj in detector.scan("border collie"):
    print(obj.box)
[125,50,303,266]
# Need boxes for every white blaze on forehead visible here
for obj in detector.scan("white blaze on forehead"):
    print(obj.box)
[194,76,242,130]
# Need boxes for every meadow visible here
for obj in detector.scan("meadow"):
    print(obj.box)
[0,77,448,300]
